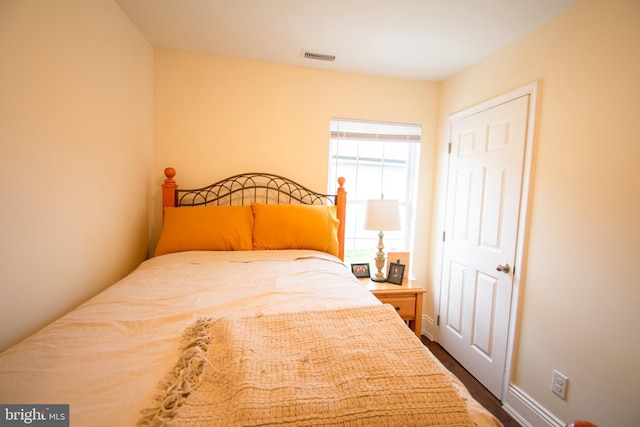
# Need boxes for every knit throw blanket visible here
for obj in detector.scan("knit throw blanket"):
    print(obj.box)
[139,305,473,426]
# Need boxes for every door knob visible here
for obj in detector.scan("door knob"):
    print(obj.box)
[496,263,511,273]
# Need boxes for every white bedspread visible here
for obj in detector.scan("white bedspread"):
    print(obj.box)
[0,250,501,426]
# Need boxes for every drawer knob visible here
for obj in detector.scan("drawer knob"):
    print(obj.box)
[395,306,400,311]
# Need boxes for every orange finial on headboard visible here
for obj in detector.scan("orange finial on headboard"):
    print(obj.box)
[162,167,178,210]
[336,177,347,261]
[164,167,176,181]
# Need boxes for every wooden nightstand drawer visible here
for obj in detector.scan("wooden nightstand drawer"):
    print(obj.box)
[360,278,426,337]
[378,296,416,320]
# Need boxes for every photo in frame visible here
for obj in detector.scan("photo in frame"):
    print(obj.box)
[351,263,370,278]
[386,263,405,285]
[387,252,410,282]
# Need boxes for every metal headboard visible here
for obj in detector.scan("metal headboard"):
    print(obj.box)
[173,172,337,207]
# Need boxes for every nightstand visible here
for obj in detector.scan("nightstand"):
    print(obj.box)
[360,278,425,337]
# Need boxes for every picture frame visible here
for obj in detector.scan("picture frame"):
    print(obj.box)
[387,252,410,280]
[386,263,405,285]
[351,263,370,278]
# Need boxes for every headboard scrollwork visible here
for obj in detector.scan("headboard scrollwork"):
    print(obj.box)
[172,172,338,207]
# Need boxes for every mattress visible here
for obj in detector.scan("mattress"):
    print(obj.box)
[0,250,501,426]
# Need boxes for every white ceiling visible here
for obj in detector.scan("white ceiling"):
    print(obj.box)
[115,0,578,81]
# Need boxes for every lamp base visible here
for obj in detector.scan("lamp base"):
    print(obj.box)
[372,231,388,283]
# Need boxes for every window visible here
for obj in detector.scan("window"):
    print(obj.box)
[327,118,421,269]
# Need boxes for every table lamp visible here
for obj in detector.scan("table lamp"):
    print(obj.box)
[364,198,401,281]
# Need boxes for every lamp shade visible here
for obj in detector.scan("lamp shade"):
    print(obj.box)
[364,199,401,231]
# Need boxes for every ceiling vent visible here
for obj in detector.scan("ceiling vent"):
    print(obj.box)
[302,49,336,62]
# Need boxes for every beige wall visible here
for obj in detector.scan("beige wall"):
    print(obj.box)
[0,0,153,351]
[152,50,440,291]
[436,0,640,424]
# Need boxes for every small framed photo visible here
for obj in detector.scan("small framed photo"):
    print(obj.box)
[351,263,370,278]
[386,263,405,285]
[387,252,410,280]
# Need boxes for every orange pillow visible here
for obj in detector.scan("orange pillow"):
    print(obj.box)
[251,203,340,256]
[155,205,254,256]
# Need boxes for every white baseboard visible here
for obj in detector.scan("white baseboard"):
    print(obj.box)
[503,385,564,427]
[420,315,435,340]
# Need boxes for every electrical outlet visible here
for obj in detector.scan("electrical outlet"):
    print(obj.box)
[552,370,568,399]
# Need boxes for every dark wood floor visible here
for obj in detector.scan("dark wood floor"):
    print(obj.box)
[420,336,521,427]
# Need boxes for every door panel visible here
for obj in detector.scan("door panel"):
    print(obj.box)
[446,261,466,335]
[472,272,498,359]
[439,94,530,399]
[480,166,506,249]
[452,170,472,240]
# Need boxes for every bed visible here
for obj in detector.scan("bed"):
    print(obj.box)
[0,169,502,427]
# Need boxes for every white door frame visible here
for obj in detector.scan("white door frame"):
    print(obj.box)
[434,82,538,402]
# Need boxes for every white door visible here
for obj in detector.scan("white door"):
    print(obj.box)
[438,92,531,399]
